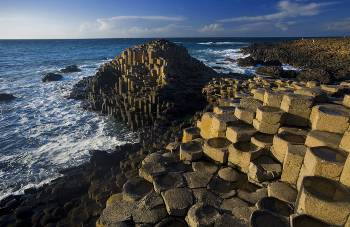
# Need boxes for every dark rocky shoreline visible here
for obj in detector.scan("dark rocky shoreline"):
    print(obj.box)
[2,38,350,227]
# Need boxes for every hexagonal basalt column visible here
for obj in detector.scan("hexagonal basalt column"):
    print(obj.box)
[226,121,257,143]
[263,91,284,108]
[280,93,313,127]
[203,137,231,164]
[253,119,280,135]
[343,94,350,108]
[182,127,200,143]
[122,177,153,201]
[305,130,342,149]
[251,133,274,149]
[340,154,350,188]
[310,104,350,134]
[296,146,347,189]
[280,144,307,186]
[296,176,350,226]
[180,140,203,161]
[256,106,284,125]
[340,131,350,153]
[272,131,306,163]
[234,107,255,124]
[290,214,332,227]
[228,142,264,173]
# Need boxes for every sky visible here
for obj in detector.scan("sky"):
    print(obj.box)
[0,0,349,39]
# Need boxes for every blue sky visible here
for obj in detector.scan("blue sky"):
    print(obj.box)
[0,0,349,38]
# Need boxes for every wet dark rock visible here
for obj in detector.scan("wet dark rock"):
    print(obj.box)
[237,56,262,67]
[297,68,331,84]
[60,65,81,73]
[256,197,294,217]
[42,73,63,82]
[256,66,283,77]
[0,93,16,102]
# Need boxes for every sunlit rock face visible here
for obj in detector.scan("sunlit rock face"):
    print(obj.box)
[85,39,217,129]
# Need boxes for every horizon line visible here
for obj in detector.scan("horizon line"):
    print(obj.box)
[0,35,348,41]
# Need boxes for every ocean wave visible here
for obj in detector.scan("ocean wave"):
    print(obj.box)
[0,58,138,200]
[197,41,248,45]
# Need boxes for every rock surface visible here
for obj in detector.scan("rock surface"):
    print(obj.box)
[42,72,63,82]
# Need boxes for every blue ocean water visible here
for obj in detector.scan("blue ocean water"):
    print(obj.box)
[0,37,295,199]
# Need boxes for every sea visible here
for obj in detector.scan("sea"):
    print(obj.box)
[0,37,298,200]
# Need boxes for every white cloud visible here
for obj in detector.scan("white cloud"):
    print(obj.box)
[199,23,223,33]
[326,17,350,31]
[79,15,188,37]
[219,0,336,23]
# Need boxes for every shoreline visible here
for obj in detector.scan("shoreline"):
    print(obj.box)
[1,38,350,226]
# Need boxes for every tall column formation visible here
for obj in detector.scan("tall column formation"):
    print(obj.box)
[84,40,216,130]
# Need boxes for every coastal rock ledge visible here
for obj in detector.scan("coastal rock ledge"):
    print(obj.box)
[77,39,216,130]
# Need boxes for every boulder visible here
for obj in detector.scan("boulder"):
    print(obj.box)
[256,66,284,77]
[161,188,193,216]
[60,65,81,73]
[0,93,16,102]
[237,56,260,67]
[42,73,63,82]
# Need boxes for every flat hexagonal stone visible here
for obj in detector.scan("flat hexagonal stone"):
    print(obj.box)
[251,133,274,149]
[248,156,282,183]
[153,172,185,193]
[214,213,246,227]
[98,199,134,225]
[203,137,231,163]
[133,202,168,224]
[186,203,221,227]
[250,210,289,227]
[180,140,203,161]
[220,197,249,212]
[192,188,223,208]
[267,181,297,203]
[256,197,294,217]
[192,161,219,175]
[161,188,193,216]
[237,188,267,204]
[123,177,153,201]
[184,171,213,189]
[139,162,167,182]
[207,177,237,199]
[218,167,241,182]
[232,206,257,224]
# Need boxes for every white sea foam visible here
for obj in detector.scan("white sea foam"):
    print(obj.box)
[0,58,138,200]
[197,42,248,45]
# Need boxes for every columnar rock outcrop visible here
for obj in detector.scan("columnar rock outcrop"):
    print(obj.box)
[84,40,216,130]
